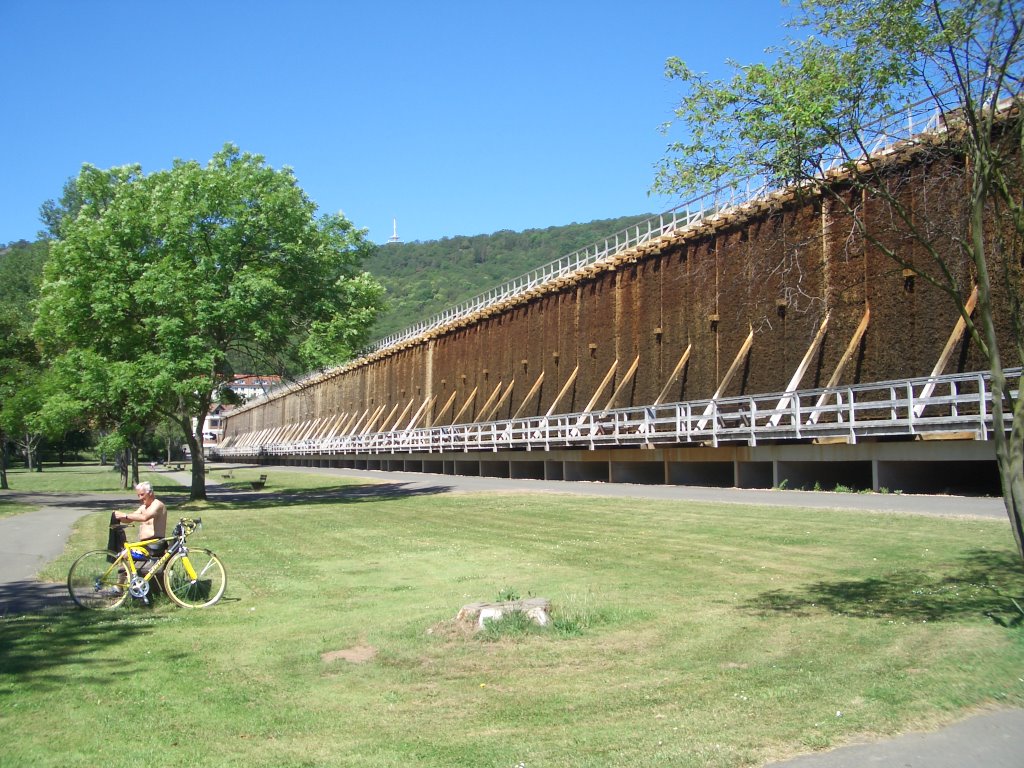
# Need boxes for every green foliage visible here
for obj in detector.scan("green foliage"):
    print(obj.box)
[495,585,521,602]
[0,241,49,473]
[37,147,385,375]
[654,0,1024,561]
[655,0,1022,196]
[33,144,385,497]
[0,240,48,320]
[365,215,653,339]
[0,293,48,480]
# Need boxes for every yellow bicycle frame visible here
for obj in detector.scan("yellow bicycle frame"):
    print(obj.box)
[120,537,198,584]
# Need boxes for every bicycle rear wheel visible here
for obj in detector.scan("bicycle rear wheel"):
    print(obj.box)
[162,548,226,608]
[67,550,130,609]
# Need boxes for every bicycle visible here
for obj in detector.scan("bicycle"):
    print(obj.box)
[67,517,226,609]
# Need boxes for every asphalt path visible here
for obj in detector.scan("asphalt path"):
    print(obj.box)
[269,464,1012,519]
[0,491,133,615]
[1,465,1021,766]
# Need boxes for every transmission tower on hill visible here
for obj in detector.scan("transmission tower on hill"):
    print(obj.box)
[388,218,402,245]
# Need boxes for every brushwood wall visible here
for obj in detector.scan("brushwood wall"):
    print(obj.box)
[222,148,1016,442]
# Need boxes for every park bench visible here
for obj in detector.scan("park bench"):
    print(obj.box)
[250,473,268,491]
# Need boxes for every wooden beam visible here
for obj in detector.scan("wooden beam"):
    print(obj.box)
[770,311,831,427]
[604,355,640,411]
[474,382,506,422]
[340,408,367,436]
[324,413,348,439]
[387,399,416,432]
[264,425,287,444]
[282,420,308,442]
[317,413,343,441]
[310,417,334,441]
[546,365,580,417]
[406,395,436,430]
[452,386,479,425]
[697,327,754,430]
[511,370,545,420]
[654,344,692,405]
[298,418,323,442]
[914,286,978,417]
[808,303,871,424]
[434,390,459,426]
[360,404,387,435]
[374,402,402,433]
[583,360,619,414]
[480,380,516,423]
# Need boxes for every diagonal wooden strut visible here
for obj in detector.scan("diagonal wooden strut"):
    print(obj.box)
[604,355,641,411]
[512,371,545,420]
[914,285,979,417]
[546,365,580,417]
[808,303,871,424]
[770,311,831,427]
[697,327,754,431]
[655,344,692,406]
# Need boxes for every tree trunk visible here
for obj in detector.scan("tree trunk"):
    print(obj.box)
[130,442,140,487]
[0,436,8,490]
[997,445,1024,561]
[992,371,1024,561]
[179,413,207,501]
[117,450,129,489]
[967,157,1024,561]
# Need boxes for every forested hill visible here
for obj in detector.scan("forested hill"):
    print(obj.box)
[365,214,653,340]
[2,214,655,350]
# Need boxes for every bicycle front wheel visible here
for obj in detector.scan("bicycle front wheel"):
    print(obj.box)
[67,550,130,609]
[162,548,226,608]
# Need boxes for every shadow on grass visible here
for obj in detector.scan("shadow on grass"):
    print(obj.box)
[742,550,1024,626]
[0,485,190,509]
[0,478,441,513]
[198,481,453,510]
[0,609,187,693]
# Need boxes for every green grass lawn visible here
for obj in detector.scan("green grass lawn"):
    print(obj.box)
[0,463,164,518]
[1,462,136,492]
[2,466,1022,767]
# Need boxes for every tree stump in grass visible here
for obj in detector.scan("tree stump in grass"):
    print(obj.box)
[457,597,552,630]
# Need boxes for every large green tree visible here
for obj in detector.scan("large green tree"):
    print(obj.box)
[0,307,41,487]
[0,241,50,485]
[36,144,384,499]
[655,0,1023,559]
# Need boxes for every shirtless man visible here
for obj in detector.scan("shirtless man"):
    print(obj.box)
[114,481,167,540]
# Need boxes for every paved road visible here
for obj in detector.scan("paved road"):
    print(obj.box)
[269,464,1012,519]
[1,466,1020,766]
[0,491,132,614]
[765,708,1024,767]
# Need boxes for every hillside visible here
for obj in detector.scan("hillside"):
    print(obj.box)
[3,216,657,352]
[364,214,653,340]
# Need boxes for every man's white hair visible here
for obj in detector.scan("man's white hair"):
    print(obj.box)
[135,481,153,494]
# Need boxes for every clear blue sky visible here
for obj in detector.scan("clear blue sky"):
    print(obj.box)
[1,1,795,246]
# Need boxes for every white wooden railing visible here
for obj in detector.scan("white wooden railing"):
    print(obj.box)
[217,368,1019,458]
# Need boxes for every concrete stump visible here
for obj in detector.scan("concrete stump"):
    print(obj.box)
[456,597,552,630]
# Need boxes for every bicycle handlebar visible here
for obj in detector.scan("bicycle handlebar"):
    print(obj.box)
[109,517,203,535]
